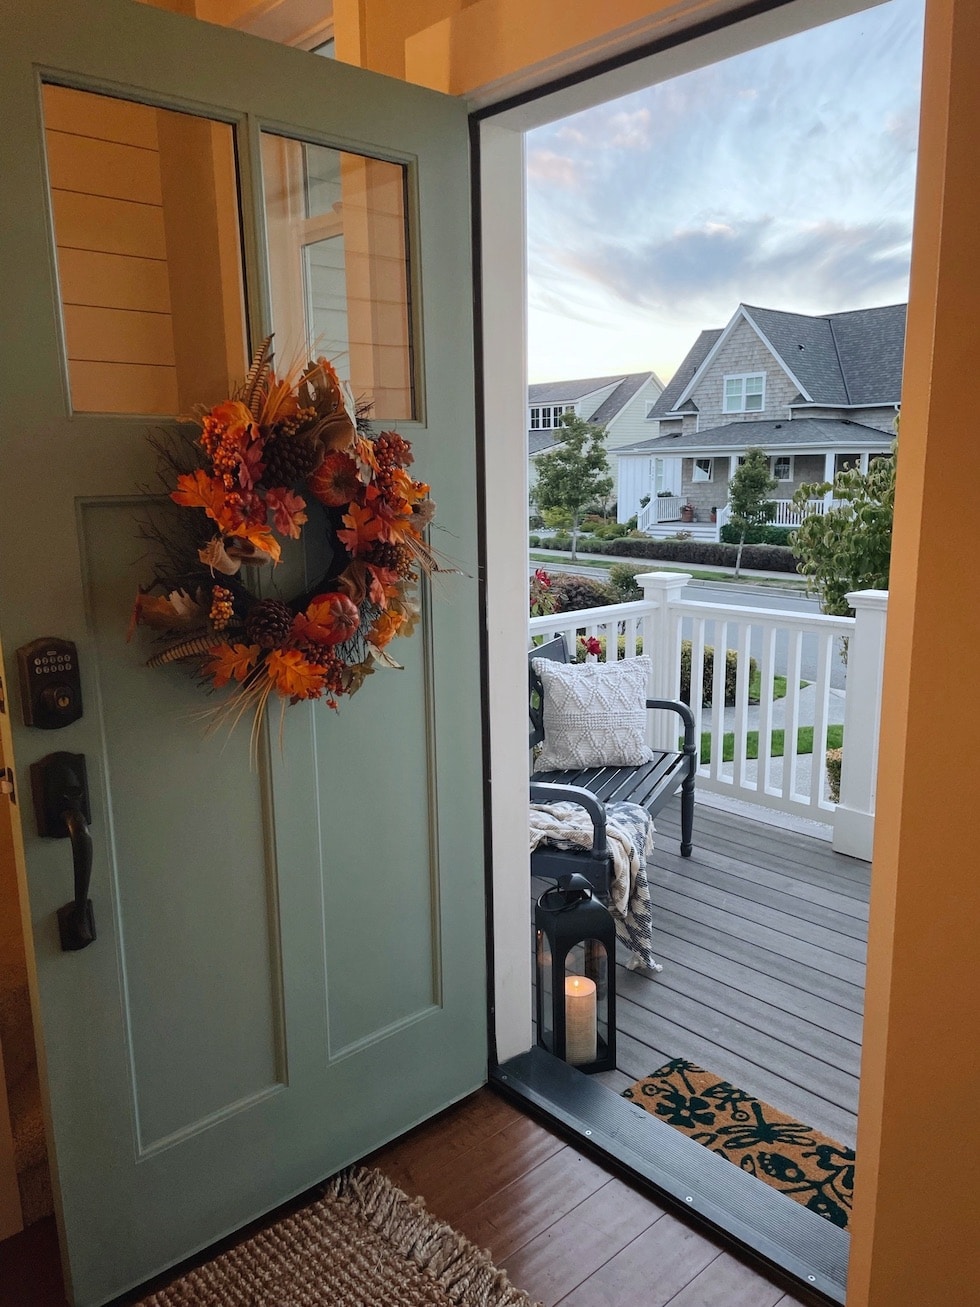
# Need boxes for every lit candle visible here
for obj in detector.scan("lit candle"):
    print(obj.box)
[564,975,597,1066]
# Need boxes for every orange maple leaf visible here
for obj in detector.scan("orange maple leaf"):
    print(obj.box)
[337,501,383,556]
[172,469,226,523]
[265,649,327,700]
[206,642,260,688]
[367,609,406,650]
[235,523,282,564]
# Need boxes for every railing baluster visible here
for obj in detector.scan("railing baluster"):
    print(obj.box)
[710,619,728,786]
[809,631,833,810]
[691,613,707,776]
[756,626,777,797]
[732,621,752,791]
[781,629,804,801]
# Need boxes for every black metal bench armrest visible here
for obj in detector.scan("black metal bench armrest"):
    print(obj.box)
[646,698,697,755]
[530,781,607,856]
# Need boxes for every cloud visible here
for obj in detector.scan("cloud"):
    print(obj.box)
[526,148,582,189]
[525,0,925,379]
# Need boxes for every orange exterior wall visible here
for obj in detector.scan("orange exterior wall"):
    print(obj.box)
[848,0,980,1300]
[340,0,980,1301]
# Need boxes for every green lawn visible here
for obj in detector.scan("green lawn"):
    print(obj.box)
[695,724,844,765]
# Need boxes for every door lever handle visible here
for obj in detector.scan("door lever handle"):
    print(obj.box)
[30,751,96,951]
[59,804,95,950]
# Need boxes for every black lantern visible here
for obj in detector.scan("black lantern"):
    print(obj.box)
[535,874,616,1074]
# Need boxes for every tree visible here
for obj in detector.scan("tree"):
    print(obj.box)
[533,413,612,560]
[790,446,896,616]
[727,447,776,577]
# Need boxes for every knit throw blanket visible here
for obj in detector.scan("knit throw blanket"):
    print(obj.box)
[529,800,660,973]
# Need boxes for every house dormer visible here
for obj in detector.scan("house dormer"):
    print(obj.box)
[529,401,574,430]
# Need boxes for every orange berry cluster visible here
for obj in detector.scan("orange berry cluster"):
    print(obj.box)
[209,586,234,631]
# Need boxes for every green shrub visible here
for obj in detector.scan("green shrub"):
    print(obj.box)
[528,534,541,547]
[592,522,629,540]
[607,563,646,601]
[720,524,794,547]
[826,747,843,802]
[551,574,617,612]
[680,640,754,706]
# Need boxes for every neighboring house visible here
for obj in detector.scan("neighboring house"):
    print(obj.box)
[528,371,664,509]
[616,302,904,533]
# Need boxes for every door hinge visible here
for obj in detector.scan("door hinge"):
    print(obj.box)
[1,768,15,804]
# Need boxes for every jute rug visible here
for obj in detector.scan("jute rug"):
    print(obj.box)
[623,1058,855,1229]
[138,1166,539,1306]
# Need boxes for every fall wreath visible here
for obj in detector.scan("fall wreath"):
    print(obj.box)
[130,339,440,737]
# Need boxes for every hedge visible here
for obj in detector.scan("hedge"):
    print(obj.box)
[541,534,799,574]
[719,523,794,547]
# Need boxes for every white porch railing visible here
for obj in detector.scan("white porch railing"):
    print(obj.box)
[637,494,682,532]
[529,572,887,859]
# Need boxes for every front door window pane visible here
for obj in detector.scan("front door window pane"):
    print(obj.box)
[41,85,247,415]
[262,134,414,421]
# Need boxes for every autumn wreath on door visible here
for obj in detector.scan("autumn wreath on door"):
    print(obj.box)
[129,339,442,739]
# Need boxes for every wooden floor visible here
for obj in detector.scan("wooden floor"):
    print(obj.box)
[1,1089,810,1307]
[368,1088,810,1306]
[593,799,870,1149]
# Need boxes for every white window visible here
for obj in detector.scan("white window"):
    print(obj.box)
[723,372,766,413]
[772,455,793,481]
[530,403,573,429]
[693,458,713,482]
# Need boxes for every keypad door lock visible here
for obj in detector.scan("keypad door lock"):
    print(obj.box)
[17,638,83,728]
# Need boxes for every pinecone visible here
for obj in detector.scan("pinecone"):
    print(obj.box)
[244,599,293,649]
[368,540,416,580]
[262,428,323,487]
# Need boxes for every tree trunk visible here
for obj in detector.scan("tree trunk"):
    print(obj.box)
[735,532,745,579]
[570,510,580,560]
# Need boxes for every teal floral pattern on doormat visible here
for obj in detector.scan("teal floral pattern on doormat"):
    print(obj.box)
[623,1058,854,1228]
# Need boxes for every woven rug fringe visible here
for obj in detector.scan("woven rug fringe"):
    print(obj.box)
[324,1166,536,1307]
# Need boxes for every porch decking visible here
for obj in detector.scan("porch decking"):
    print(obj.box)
[589,798,869,1149]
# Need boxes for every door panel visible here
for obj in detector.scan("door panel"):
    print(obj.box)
[0,4,483,1304]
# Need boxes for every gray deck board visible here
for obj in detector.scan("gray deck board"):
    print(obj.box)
[597,799,869,1151]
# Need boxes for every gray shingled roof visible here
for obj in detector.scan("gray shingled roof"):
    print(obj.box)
[588,372,655,426]
[823,303,907,404]
[617,417,895,456]
[529,430,561,456]
[528,375,628,405]
[646,329,721,419]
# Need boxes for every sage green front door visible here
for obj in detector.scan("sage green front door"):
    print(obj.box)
[0,5,485,1304]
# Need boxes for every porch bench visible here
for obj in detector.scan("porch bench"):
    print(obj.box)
[529,636,697,896]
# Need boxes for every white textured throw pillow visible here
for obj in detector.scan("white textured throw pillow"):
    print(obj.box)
[532,656,653,771]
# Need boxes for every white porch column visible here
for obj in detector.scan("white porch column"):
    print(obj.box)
[637,571,689,751]
[859,452,870,474]
[823,450,836,507]
[832,589,889,860]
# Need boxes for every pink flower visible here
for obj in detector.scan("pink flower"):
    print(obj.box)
[579,636,602,657]
[534,568,551,587]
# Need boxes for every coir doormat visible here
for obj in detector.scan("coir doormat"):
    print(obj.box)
[623,1058,854,1228]
[138,1165,539,1306]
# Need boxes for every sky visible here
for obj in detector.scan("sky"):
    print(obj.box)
[525,0,925,385]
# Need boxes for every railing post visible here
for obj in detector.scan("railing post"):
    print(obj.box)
[637,571,690,751]
[833,589,889,860]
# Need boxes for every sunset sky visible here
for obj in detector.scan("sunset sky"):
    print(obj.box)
[525,0,925,384]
